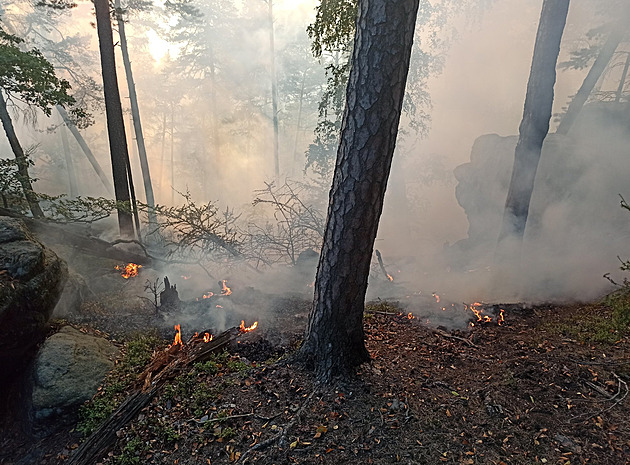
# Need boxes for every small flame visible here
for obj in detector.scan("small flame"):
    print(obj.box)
[173,324,182,346]
[433,293,440,303]
[114,263,142,279]
[387,273,394,282]
[216,305,223,308]
[498,308,505,326]
[466,302,503,326]
[239,320,258,333]
[203,332,212,343]
[202,292,214,299]
[407,312,414,320]
[221,280,232,296]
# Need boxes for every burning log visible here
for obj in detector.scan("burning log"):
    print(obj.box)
[67,326,244,465]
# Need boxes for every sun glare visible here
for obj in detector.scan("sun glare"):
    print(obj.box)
[146,29,178,63]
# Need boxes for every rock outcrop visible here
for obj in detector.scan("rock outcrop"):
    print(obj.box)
[0,217,68,374]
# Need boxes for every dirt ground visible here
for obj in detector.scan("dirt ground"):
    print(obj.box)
[2,294,630,465]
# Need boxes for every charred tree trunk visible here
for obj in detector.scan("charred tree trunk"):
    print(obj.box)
[268,0,280,177]
[94,0,134,238]
[0,90,44,218]
[115,0,157,226]
[556,17,624,135]
[299,0,419,382]
[498,0,569,247]
[56,105,114,196]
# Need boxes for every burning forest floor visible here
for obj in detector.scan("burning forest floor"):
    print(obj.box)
[2,293,630,465]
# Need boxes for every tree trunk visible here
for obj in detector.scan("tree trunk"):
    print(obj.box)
[115,0,157,225]
[299,0,419,382]
[268,0,280,177]
[0,90,44,218]
[291,71,306,176]
[556,17,624,135]
[615,52,630,103]
[56,105,114,196]
[59,119,78,197]
[498,0,569,246]
[94,0,134,238]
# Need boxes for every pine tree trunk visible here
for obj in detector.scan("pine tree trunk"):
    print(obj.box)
[299,0,420,383]
[94,0,134,238]
[498,0,569,246]
[56,105,114,195]
[59,120,78,197]
[115,0,157,225]
[0,90,44,217]
[556,18,624,135]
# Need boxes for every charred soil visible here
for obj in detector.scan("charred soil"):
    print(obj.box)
[1,298,629,465]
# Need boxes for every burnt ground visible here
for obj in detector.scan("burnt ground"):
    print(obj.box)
[2,296,630,465]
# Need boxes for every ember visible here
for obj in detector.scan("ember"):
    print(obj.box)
[202,292,214,299]
[433,293,440,303]
[407,312,414,320]
[387,273,394,282]
[239,320,258,333]
[221,280,232,296]
[114,262,141,279]
[173,324,182,346]
[203,332,212,343]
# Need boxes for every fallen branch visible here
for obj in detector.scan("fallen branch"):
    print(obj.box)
[571,373,629,423]
[374,249,393,282]
[433,329,479,348]
[67,327,241,465]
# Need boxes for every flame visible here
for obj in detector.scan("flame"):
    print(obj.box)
[239,320,258,333]
[173,324,182,346]
[466,302,504,326]
[221,280,232,295]
[202,292,214,299]
[498,308,505,326]
[114,263,142,279]
[407,312,414,320]
[203,332,212,343]
[387,273,394,282]
[433,293,440,303]
[216,305,223,308]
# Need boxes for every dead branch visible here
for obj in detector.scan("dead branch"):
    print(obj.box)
[374,249,393,281]
[433,329,479,348]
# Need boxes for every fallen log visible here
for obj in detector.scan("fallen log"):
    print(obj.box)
[67,327,241,465]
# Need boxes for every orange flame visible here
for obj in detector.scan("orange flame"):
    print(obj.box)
[239,320,258,333]
[433,293,440,303]
[221,280,232,296]
[202,292,214,299]
[115,263,142,279]
[498,308,505,326]
[387,273,394,282]
[407,312,414,320]
[203,332,212,343]
[173,324,182,346]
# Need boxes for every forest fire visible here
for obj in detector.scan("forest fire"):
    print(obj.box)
[114,263,141,279]
[239,320,258,333]
[202,292,214,299]
[173,324,182,346]
[203,332,212,343]
[221,280,232,296]
[466,302,505,326]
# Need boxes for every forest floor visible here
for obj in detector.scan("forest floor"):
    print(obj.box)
[2,291,630,465]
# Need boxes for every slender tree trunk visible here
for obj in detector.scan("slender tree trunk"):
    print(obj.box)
[0,90,44,217]
[94,0,134,238]
[60,120,78,197]
[268,0,280,177]
[170,102,174,205]
[115,0,157,225]
[556,17,624,135]
[498,0,569,247]
[299,0,420,382]
[291,71,306,176]
[615,52,630,103]
[56,105,114,196]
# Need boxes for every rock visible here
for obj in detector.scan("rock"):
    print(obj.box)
[53,269,92,318]
[28,326,119,436]
[0,217,68,374]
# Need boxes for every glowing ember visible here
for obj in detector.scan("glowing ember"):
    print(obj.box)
[203,332,212,343]
[239,320,258,333]
[181,275,191,280]
[498,308,505,326]
[387,273,394,282]
[407,312,414,320]
[221,280,232,296]
[173,324,182,346]
[202,292,214,299]
[114,263,142,279]
[216,305,223,308]
[433,293,440,303]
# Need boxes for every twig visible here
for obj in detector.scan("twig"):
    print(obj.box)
[238,390,316,464]
[433,329,479,348]
[571,373,628,422]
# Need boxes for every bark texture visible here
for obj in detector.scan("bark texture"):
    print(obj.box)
[0,91,44,217]
[300,0,419,382]
[94,0,134,238]
[498,0,569,244]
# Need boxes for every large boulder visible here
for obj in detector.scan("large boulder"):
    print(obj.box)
[28,325,119,436]
[0,217,68,374]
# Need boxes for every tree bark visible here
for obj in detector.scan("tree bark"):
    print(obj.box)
[498,0,569,246]
[556,17,624,135]
[56,105,114,196]
[94,0,134,238]
[115,0,157,225]
[268,0,279,177]
[0,91,44,218]
[59,119,78,197]
[299,0,419,382]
